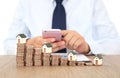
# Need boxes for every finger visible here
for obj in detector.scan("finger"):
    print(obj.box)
[67,44,73,50]
[73,38,84,50]
[52,41,65,48]
[73,38,81,50]
[52,45,66,52]
[64,33,74,46]
[61,30,69,37]
[68,36,80,49]
[36,37,56,45]
[43,38,56,43]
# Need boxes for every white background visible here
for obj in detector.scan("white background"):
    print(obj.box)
[0,0,120,55]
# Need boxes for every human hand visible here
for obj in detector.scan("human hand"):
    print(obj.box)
[61,30,90,54]
[26,36,66,52]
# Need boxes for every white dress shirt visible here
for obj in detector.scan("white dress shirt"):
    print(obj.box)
[4,0,120,55]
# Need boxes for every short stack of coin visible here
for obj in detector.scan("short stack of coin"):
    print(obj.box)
[68,61,76,66]
[60,56,68,66]
[51,55,60,66]
[76,61,85,66]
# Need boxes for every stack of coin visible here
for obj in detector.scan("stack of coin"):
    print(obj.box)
[43,53,51,66]
[84,62,94,66]
[76,61,85,66]
[60,56,68,66]
[51,55,60,66]
[25,45,34,66]
[68,61,76,66]
[34,48,42,66]
[16,43,26,67]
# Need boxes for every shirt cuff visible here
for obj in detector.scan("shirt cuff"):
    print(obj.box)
[87,41,104,55]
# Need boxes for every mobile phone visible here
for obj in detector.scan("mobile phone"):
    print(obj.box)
[42,29,62,41]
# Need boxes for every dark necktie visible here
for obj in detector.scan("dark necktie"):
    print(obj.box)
[52,0,66,53]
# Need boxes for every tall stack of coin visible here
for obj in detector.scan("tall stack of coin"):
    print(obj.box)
[43,53,51,66]
[16,43,26,67]
[25,45,34,66]
[34,48,42,66]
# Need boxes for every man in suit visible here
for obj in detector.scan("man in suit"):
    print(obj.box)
[4,0,120,55]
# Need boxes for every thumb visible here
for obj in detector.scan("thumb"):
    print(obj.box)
[61,30,69,36]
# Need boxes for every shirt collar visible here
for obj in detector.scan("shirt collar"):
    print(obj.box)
[51,0,69,2]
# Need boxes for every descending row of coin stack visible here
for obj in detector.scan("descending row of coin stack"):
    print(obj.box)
[17,44,96,67]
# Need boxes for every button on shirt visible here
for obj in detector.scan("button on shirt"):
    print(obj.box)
[4,0,120,55]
